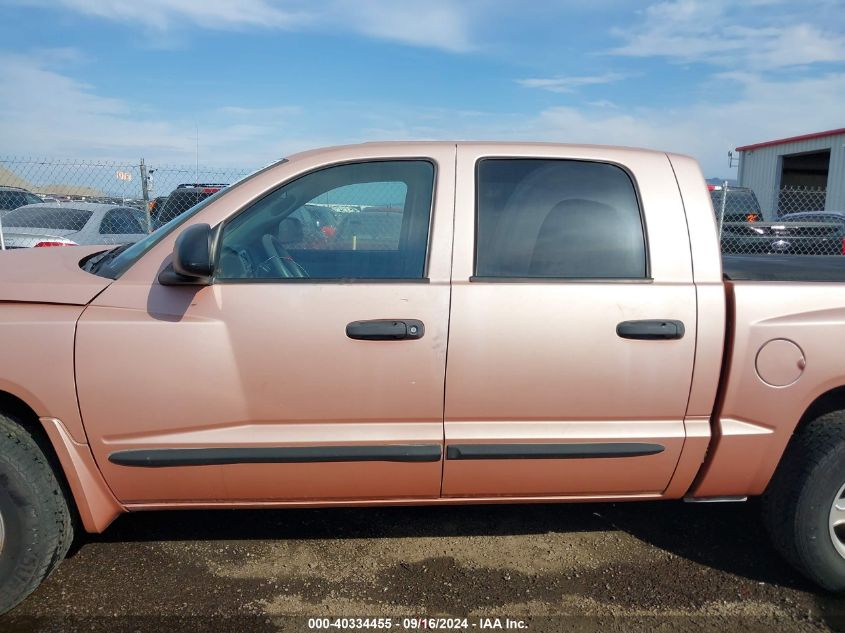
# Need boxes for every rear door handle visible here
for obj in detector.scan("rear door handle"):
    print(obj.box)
[346,319,425,341]
[616,319,685,340]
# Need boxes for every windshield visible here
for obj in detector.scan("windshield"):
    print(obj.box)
[94,160,286,279]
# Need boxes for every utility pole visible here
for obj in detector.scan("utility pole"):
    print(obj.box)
[140,158,152,233]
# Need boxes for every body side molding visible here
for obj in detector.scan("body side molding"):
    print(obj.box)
[109,444,443,467]
[445,442,665,460]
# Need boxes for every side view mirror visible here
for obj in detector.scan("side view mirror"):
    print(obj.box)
[158,223,217,285]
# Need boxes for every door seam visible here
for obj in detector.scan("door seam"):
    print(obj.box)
[439,143,458,497]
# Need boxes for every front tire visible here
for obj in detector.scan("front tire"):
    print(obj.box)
[762,412,845,591]
[0,413,74,614]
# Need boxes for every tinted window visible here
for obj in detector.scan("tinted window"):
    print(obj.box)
[0,191,38,210]
[157,190,218,224]
[710,189,761,217]
[2,206,93,231]
[217,161,434,280]
[475,159,646,279]
[100,208,146,234]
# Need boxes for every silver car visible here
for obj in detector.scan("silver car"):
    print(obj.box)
[0,202,149,249]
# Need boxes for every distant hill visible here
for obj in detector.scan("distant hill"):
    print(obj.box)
[0,165,32,190]
[0,166,105,197]
[39,184,106,197]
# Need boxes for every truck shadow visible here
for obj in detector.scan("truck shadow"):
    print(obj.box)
[82,500,845,625]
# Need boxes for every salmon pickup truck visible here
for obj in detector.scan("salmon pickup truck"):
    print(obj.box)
[2,142,845,611]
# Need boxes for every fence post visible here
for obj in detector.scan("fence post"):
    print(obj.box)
[0,207,5,251]
[140,158,152,233]
[718,180,728,242]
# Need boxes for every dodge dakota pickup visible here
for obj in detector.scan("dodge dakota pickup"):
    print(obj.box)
[1,141,845,612]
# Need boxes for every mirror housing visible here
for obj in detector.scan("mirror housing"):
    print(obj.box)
[159,223,217,285]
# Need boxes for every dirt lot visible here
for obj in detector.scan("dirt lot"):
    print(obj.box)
[2,500,845,632]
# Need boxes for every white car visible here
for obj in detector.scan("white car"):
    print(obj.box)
[0,202,149,249]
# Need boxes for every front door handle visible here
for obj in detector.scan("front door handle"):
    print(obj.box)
[346,319,425,341]
[616,319,685,340]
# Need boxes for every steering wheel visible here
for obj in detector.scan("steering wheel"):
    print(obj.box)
[259,234,309,278]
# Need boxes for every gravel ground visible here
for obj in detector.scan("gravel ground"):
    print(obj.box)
[2,500,845,632]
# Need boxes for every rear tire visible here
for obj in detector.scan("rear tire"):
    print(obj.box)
[762,412,845,591]
[0,413,74,614]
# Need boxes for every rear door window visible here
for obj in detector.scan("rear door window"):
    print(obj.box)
[475,159,647,279]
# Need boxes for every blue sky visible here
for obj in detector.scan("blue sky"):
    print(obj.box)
[0,0,844,178]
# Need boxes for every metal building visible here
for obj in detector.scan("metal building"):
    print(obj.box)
[736,127,845,220]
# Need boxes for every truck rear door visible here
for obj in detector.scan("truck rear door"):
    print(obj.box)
[442,145,698,497]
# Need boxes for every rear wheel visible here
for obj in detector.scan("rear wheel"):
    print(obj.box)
[0,413,74,614]
[762,412,845,591]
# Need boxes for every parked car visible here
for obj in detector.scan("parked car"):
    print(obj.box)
[280,204,339,249]
[154,183,227,226]
[334,209,403,250]
[4,142,845,614]
[303,203,338,237]
[0,186,43,210]
[709,184,763,223]
[0,202,148,248]
[721,211,845,256]
[780,211,845,225]
[148,195,168,221]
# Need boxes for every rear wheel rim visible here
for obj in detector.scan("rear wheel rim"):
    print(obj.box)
[829,481,845,560]
[0,508,4,556]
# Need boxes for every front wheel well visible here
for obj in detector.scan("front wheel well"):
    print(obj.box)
[0,390,77,521]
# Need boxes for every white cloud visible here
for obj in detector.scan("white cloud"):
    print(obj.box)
[13,0,475,52]
[336,0,473,52]
[3,52,845,182]
[17,0,310,30]
[587,100,619,109]
[517,72,845,178]
[610,0,845,70]
[0,53,316,166]
[517,72,629,93]
[347,72,845,179]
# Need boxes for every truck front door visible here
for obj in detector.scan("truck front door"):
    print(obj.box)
[75,148,455,504]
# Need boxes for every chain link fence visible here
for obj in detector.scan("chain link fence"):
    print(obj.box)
[0,158,841,259]
[0,157,414,256]
[714,184,843,256]
[775,186,828,216]
[0,157,251,249]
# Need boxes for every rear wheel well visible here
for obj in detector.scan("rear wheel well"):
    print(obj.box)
[798,386,845,435]
[771,385,845,489]
[0,391,77,522]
